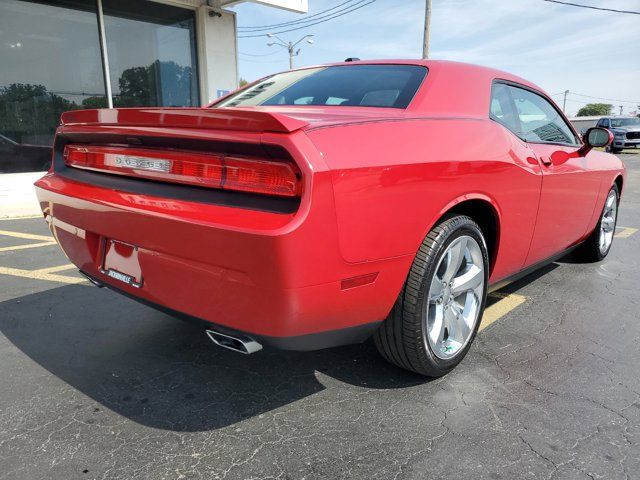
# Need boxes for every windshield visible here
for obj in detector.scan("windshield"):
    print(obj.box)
[610,118,640,128]
[213,65,427,109]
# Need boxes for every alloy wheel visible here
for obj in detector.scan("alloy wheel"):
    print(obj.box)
[599,190,618,255]
[424,235,485,360]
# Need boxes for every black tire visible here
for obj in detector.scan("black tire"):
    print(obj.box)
[374,215,489,377]
[575,185,619,262]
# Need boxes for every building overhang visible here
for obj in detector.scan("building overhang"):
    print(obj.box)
[219,0,308,13]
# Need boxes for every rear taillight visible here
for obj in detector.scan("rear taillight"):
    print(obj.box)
[63,145,302,197]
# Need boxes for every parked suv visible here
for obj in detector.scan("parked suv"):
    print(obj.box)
[596,117,640,153]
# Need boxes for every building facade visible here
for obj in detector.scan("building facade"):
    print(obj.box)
[0,0,305,173]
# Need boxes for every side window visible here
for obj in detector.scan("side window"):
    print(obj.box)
[490,83,520,134]
[506,85,579,145]
[602,119,610,128]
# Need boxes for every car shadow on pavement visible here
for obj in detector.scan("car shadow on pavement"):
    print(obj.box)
[0,284,427,432]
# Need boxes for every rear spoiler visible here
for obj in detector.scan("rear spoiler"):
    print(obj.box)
[60,107,309,134]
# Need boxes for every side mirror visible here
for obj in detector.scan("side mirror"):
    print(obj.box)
[578,127,613,156]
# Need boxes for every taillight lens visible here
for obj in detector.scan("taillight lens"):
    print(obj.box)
[63,145,301,197]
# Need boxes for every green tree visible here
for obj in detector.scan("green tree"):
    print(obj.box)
[115,60,194,107]
[0,83,76,143]
[576,103,613,117]
[239,78,248,88]
[81,95,108,109]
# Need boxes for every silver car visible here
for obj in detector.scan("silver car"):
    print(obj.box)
[596,117,640,153]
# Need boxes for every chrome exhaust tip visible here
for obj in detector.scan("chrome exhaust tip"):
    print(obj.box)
[206,329,262,355]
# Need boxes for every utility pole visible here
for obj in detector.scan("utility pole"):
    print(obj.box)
[562,90,569,113]
[267,33,314,69]
[422,0,432,59]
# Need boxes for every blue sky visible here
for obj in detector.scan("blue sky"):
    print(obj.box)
[229,0,640,116]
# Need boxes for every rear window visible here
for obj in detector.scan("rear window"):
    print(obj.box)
[213,65,427,109]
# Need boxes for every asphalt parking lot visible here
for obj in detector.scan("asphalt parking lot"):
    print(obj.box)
[1,154,640,480]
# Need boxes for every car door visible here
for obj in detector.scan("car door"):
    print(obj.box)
[500,84,600,266]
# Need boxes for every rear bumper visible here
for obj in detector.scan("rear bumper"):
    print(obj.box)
[80,270,381,350]
[35,172,411,350]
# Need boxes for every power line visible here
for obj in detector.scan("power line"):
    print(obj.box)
[569,91,640,105]
[238,0,370,33]
[239,50,282,57]
[238,0,359,30]
[542,0,640,15]
[552,91,640,105]
[238,0,376,38]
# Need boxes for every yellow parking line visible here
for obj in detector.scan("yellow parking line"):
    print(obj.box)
[0,266,86,285]
[0,229,53,242]
[37,264,76,274]
[0,241,56,253]
[615,227,638,239]
[479,293,527,331]
[0,215,43,221]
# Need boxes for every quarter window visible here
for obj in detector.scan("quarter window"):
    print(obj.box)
[490,82,579,145]
[490,83,519,134]
[508,85,578,145]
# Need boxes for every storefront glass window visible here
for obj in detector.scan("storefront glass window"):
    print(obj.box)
[103,0,199,108]
[0,0,105,172]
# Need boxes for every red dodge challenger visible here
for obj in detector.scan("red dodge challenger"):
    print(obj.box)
[35,60,625,377]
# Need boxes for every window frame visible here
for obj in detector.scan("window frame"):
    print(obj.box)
[489,79,582,147]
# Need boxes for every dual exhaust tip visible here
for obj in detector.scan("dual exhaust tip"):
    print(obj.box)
[206,329,263,355]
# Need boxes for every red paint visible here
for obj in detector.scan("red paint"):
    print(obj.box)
[35,60,625,344]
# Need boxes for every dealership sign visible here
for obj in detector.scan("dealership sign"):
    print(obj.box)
[221,0,309,13]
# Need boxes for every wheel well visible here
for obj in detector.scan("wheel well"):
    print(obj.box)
[447,200,499,273]
[614,175,623,197]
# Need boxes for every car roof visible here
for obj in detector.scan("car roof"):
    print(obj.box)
[212,59,554,118]
[293,59,543,93]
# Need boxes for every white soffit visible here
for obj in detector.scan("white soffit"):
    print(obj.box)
[220,0,308,13]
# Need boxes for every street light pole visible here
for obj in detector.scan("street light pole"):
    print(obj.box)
[422,0,432,59]
[267,33,314,69]
[288,43,294,69]
[562,90,569,112]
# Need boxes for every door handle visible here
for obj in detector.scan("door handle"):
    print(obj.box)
[540,156,552,166]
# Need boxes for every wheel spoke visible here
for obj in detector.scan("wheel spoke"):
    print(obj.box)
[451,265,483,295]
[428,275,444,302]
[448,306,471,344]
[429,304,445,345]
[602,217,614,233]
[442,238,466,282]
